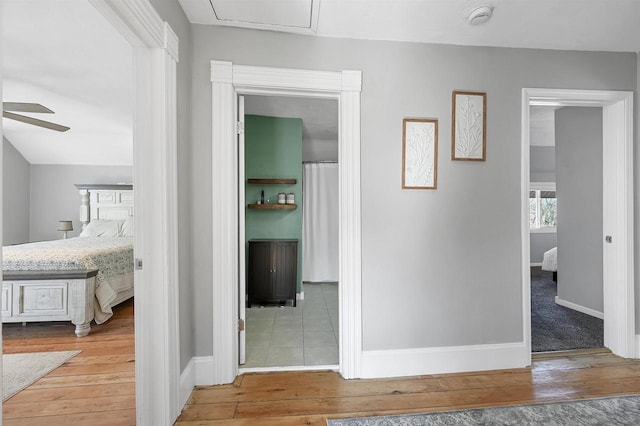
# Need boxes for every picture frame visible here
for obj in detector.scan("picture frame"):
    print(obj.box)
[402,118,438,189]
[451,91,487,161]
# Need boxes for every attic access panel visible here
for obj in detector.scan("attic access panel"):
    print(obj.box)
[210,0,313,29]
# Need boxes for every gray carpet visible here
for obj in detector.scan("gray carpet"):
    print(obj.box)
[327,395,640,425]
[531,267,603,352]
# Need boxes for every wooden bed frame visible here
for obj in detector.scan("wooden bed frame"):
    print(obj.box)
[2,184,133,337]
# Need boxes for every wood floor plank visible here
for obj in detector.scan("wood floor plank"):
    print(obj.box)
[3,394,135,419]
[2,408,136,426]
[2,299,135,423]
[176,351,640,424]
[5,382,136,404]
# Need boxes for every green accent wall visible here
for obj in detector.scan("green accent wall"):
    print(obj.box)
[245,114,303,294]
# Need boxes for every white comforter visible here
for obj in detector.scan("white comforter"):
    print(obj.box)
[542,247,558,272]
[3,237,134,322]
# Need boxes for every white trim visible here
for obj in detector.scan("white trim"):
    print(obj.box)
[240,364,338,374]
[179,358,195,408]
[530,262,543,267]
[521,88,635,363]
[361,343,528,379]
[91,1,181,424]
[555,296,604,320]
[211,61,363,384]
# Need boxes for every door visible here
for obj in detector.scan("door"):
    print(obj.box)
[272,241,297,303]
[238,95,246,365]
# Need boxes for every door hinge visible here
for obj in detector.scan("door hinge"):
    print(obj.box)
[238,318,245,331]
[236,121,244,135]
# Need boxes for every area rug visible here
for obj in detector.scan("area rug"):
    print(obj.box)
[2,350,81,401]
[327,395,640,425]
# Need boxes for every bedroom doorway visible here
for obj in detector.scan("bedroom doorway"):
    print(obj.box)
[238,94,340,370]
[1,1,180,424]
[521,89,634,363]
[528,106,604,353]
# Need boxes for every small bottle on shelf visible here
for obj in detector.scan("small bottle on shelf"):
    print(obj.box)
[260,190,265,205]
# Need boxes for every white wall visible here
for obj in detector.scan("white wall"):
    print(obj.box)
[190,25,637,355]
[555,107,603,313]
[29,165,132,242]
[3,137,31,245]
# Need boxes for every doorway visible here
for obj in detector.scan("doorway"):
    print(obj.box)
[521,88,635,362]
[238,95,340,370]
[1,1,181,424]
[528,106,604,353]
[210,61,362,384]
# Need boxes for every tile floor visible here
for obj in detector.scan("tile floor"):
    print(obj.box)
[243,282,338,368]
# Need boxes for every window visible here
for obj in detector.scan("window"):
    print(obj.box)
[530,183,557,232]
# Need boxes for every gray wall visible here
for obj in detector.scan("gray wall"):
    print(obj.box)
[530,146,556,183]
[149,0,194,372]
[555,107,603,312]
[302,138,338,162]
[190,25,636,354]
[3,137,31,245]
[531,233,557,265]
[29,165,132,242]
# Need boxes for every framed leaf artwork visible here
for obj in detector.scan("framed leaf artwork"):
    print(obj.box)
[402,118,438,189]
[452,91,487,161]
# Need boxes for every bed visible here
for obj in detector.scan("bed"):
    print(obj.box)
[542,246,558,281]
[2,184,134,337]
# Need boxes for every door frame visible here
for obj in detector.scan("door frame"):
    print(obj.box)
[84,2,182,424]
[211,61,363,383]
[0,1,180,422]
[521,88,635,361]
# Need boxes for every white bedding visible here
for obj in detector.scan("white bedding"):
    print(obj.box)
[3,237,134,323]
[542,247,557,272]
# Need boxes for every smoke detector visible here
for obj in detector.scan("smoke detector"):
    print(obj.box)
[467,6,493,25]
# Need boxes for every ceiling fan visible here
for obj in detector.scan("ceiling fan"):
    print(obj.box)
[2,102,70,132]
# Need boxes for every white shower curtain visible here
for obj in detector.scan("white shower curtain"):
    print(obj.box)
[302,162,339,282]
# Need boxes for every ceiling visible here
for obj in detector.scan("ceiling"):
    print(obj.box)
[2,0,132,166]
[3,0,638,167]
[244,96,338,143]
[179,0,640,52]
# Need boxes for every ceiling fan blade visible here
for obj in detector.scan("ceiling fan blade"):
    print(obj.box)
[3,111,70,132]
[3,102,54,114]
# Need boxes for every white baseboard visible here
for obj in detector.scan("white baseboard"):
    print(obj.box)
[530,262,542,267]
[635,335,640,359]
[555,296,604,320]
[179,356,215,410]
[297,291,304,300]
[360,342,529,379]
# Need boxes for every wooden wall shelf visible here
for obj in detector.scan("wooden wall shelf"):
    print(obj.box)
[248,204,297,210]
[247,178,296,185]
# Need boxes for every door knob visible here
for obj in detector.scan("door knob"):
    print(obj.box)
[605,235,613,243]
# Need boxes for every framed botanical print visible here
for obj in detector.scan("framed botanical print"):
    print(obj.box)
[402,118,438,189]
[452,91,487,161]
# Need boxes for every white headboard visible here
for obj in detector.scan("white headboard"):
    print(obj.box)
[74,184,134,230]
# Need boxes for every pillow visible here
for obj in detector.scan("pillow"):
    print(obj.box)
[120,216,134,237]
[79,219,123,237]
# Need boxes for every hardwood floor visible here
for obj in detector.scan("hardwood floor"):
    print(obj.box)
[176,348,640,425]
[2,298,135,425]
